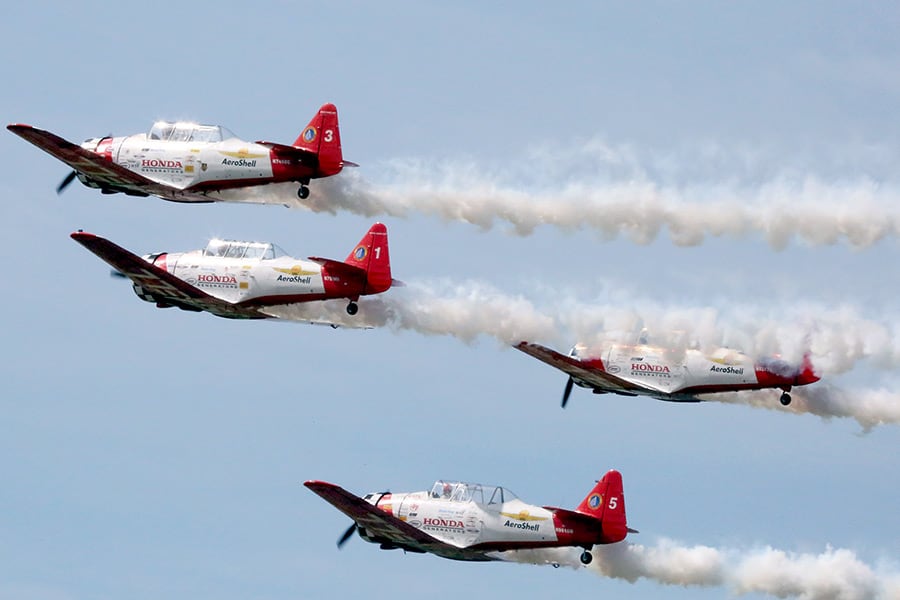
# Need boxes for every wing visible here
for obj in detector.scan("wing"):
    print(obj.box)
[8,124,214,203]
[304,481,495,561]
[515,341,661,394]
[71,231,266,320]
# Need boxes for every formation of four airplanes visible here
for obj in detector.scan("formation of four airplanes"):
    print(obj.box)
[8,104,820,567]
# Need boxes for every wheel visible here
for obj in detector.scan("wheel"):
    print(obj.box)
[780,392,792,406]
[297,185,310,199]
[580,550,593,565]
[346,302,359,316]
[552,562,560,569]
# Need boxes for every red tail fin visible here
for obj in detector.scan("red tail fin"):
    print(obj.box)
[292,103,345,177]
[344,223,392,295]
[576,470,628,543]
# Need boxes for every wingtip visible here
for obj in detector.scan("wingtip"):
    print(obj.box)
[70,230,95,241]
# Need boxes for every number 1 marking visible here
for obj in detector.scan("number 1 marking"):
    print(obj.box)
[374,247,381,259]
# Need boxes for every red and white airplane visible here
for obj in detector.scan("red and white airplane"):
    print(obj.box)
[7,103,354,203]
[305,470,634,565]
[516,339,819,407]
[70,223,393,322]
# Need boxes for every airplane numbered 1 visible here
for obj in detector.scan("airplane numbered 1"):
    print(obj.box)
[516,339,820,408]
[305,470,636,566]
[8,103,355,203]
[71,223,394,324]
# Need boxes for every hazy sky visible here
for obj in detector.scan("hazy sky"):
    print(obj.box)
[2,3,899,600]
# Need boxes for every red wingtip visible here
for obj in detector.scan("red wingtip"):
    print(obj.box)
[70,230,96,240]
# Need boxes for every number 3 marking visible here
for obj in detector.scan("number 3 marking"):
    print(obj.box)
[324,129,334,142]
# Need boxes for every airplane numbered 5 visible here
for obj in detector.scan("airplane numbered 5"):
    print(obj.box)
[71,223,395,325]
[305,470,636,565]
[8,103,355,204]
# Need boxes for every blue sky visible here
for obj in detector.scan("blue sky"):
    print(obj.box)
[2,2,899,599]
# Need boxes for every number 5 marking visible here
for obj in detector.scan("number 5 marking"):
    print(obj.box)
[608,497,618,510]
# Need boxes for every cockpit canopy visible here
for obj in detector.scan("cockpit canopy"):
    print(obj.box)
[203,239,288,260]
[148,121,237,143]
[430,480,518,505]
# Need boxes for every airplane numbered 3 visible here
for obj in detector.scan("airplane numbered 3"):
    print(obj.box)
[516,339,820,408]
[8,103,355,203]
[304,470,635,565]
[71,223,394,324]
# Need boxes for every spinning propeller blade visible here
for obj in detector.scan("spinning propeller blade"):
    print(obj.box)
[56,170,78,194]
[337,523,357,549]
[561,377,574,408]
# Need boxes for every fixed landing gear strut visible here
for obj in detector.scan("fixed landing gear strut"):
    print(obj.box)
[346,301,359,316]
[580,550,593,565]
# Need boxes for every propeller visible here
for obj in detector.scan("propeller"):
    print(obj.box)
[56,170,78,194]
[335,490,389,549]
[561,376,574,409]
[337,523,357,549]
[110,269,127,279]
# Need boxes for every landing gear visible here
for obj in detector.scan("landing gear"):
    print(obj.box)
[580,550,593,565]
[297,184,310,199]
[780,391,792,406]
[346,301,359,316]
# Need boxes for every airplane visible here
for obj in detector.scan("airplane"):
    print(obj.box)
[304,469,634,566]
[70,223,393,322]
[7,103,355,203]
[516,338,820,408]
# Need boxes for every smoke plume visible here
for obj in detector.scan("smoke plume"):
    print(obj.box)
[232,147,900,249]
[498,540,900,599]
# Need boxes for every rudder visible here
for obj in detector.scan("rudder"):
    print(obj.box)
[576,469,628,543]
[292,103,344,177]
[344,223,392,295]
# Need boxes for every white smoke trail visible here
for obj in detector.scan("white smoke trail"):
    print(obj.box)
[264,283,900,428]
[268,284,900,374]
[268,158,900,249]
[499,540,900,600]
[708,386,900,431]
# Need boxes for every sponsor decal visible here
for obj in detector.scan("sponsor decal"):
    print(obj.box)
[409,520,422,528]
[608,365,621,374]
[193,273,238,288]
[555,527,574,534]
[277,274,311,284]
[710,365,745,375]
[184,165,194,173]
[353,246,367,260]
[631,363,670,375]
[239,282,249,290]
[504,520,540,532]
[272,158,292,165]
[141,158,183,172]
[422,517,465,530]
[273,265,316,284]
[588,493,602,509]
[221,158,258,167]
[499,511,547,522]
[302,126,317,143]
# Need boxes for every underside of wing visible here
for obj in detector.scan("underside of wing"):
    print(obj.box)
[515,342,660,395]
[8,124,217,203]
[71,232,265,320]
[304,481,495,561]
